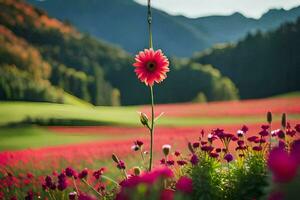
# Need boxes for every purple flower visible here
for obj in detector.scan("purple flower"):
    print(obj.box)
[259,130,269,137]
[160,158,166,165]
[93,168,105,180]
[190,154,199,165]
[135,140,144,147]
[247,136,258,142]
[174,151,180,157]
[176,176,193,194]
[69,192,77,200]
[252,146,263,151]
[65,167,76,177]
[224,154,233,162]
[201,145,214,152]
[57,173,67,191]
[261,125,270,130]
[117,160,126,170]
[216,148,221,153]
[177,160,187,166]
[277,130,285,139]
[237,140,244,147]
[295,124,300,133]
[78,168,88,179]
[286,129,296,137]
[25,191,34,200]
[192,142,200,148]
[209,152,219,158]
[166,160,175,166]
[241,125,249,133]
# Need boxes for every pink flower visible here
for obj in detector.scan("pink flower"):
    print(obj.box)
[268,147,298,182]
[133,48,170,86]
[160,189,174,200]
[176,176,193,194]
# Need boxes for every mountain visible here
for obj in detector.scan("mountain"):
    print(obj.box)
[27,0,300,57]
[192,18,300,99]
[0,0,239,105]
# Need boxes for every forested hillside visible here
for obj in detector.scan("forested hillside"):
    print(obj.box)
[27,0,300,57]
[193,18,300,99]
[0,0,238,105]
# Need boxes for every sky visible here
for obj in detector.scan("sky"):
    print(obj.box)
[135,0,300,19]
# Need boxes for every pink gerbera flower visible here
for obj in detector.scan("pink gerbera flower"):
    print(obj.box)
[133,48,170,86]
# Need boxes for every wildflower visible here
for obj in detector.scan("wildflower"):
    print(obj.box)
[201,145,214,152]
[268,147,298,182]
[177,160,187,166]
[162,144,171,156]
[192,142,200,148]
[117,160,126,170]
[160,189,174,200]
[190,154,199,165]
[224,154,233,162]
[78,168,88,179]
[261,125,270,130]
[241,125,249,133]
[237,140,244,146]
[93,168,105,180]
[271,129,280,137]
[135,140,144,147]
[166,160,175,166]
[133,48,170,86]
[277,130,285,139]
[291,139,300,164]
[65,167,76,177]
[247,136,258,142]
[174,151,180,157]
[259,129,269,137]
[57,173,67,191]
[176,176,193,194]
[252,146,263,151]
[210,152,219,158]
[295,124,300,133]
[216,148,222,153]
[160,158,166,165]
[69,192,77,200]
[286,129,296,137]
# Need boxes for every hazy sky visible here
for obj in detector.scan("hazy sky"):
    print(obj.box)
[135,0,300,19]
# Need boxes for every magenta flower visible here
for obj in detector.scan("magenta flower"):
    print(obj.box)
[160,189,174,200]
[57,173,67,191]
[78,168,88,179]
[117,160,126,170]
[190,154,199,165]
[209,152,219,158]
[268,147,298,182]
[93,168,105,180]
[176,176,193,194]
[65,167,76,177]
[193,142,200,148]
[133,49,170,86]
[166,160,175,166]
[177,160,187,166]
[247,136,259,142]
[252,146,263,151]
[241,125,249,133]
[291,139,300,165]
[295,124,300,133]
[174,151,181,157]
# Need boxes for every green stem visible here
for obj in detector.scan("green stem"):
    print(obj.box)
[101,175,119,186]
[72,177,79,195]
[147,0,153,49]
[149,86,155,171]
[82,179,102,197]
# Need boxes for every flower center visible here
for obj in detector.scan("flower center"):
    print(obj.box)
[146,61,156,72]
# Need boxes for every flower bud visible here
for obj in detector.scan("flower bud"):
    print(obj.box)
[267,111,272,124]
[139,112,149,127]
[281,113,286,129]
[112,154,119,163]
[133,167,141,176]
[162,144,171,156]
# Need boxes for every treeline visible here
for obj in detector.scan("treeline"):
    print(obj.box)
[0,0,239,105]
[193,18,300,99]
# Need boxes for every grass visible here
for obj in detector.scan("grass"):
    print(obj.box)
[0,126,141,151]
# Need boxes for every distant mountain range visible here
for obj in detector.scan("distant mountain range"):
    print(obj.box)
[27,0,300,56]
